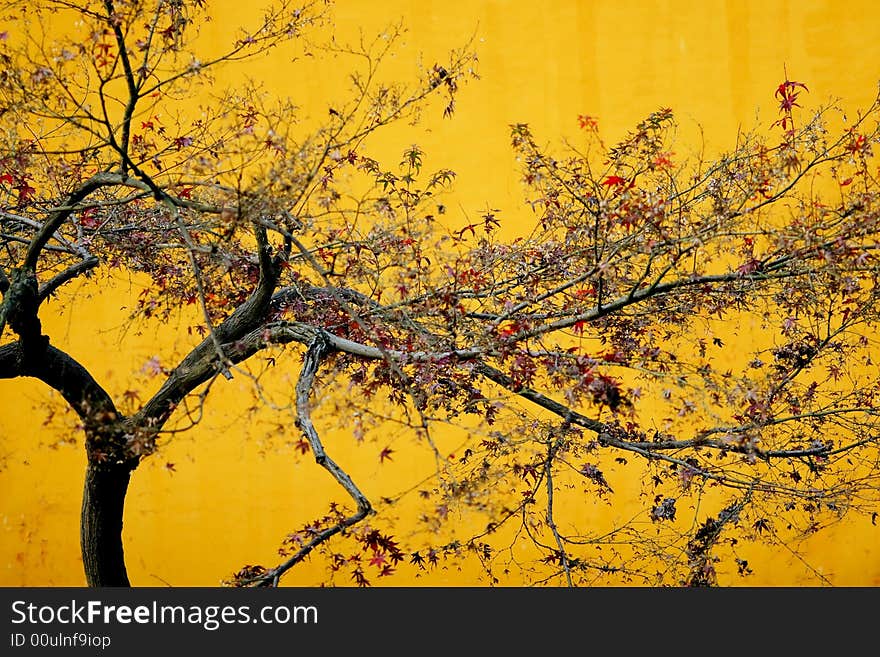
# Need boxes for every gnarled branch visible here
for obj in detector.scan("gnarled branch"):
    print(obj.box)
[245,331,373,587]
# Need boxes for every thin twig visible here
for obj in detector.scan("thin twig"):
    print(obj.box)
[544,436,573,587]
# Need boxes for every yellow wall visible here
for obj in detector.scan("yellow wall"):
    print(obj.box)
[2,0,880,586]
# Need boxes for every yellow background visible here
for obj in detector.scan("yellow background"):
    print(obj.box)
[2,0,880,586]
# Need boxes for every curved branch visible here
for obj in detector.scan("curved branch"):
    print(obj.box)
[23,172,121,270]
[0,339,132,587]
[254,324,847,498]
[247,331,373,586]
[38,256,100,303]
[294,333,371,511]
[134,229,282,427]
[0,340,117,422]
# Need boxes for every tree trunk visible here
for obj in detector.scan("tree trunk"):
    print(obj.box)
[1,338,138,586]
[81,462,133,587]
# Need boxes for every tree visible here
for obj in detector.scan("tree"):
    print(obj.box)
[1,0,879,587]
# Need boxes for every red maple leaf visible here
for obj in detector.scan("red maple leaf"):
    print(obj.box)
[497,322,518,337]
[122,389,140,403]
[601,350,626,363]
[455,223,478,239]
[80,207,100,229]
[410,552,426,570]
[775,79,808,113]
[577,114,598,130]
[16,181,36,204]
[602,175,626,187]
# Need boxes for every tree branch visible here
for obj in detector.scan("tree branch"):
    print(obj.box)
[246,331,373,586]
[544,437,573,587]
[0,340,119,432]
[134,220,283,427]
[0,339,132,587]
[38,256,100,302]
[23,172,121,270]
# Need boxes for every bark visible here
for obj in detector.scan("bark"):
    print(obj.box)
[0,340,134,587]
[2,218,283,586]
[81,461,135,587]
[135,230,281,429]
[240,332,373,586]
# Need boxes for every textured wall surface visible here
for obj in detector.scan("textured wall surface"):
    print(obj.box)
[2,0,879,586]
